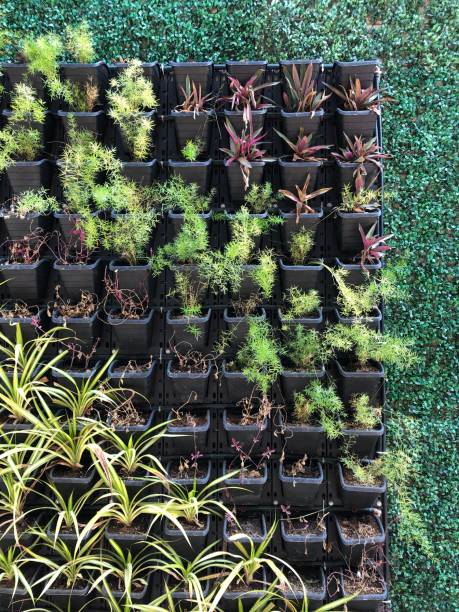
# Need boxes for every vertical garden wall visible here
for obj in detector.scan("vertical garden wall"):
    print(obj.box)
[0,1,457,611]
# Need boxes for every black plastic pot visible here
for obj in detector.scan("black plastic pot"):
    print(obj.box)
[335,257,382,286]
[48,466,96,502]
[166,460,211,490]
[279,258,323,293]
[51,310,101,349]
[172,110,213,152]
[0,521,36,550]
[120,159,158,185]
[45,581,90,612]
[108,359,156,404]
[336,359,384,406]
[222,409,269,453]
[223,461,268,505]
[105,518,155,554]
[102,573,152,605]
[52,360,101,391]
[337,462,386,508]
[0,565,40,611]
[278,308,324,333]
[224,108,266,135]
[221,361,256,403]
[336,159,379,191]
[283,568,326,611]
[276,413,325,457]
[163,514,210,561]
[117,111,155,159]
[168,159,212,194]
[46,521,92,552]
[223,513,267,555]
[171,62,213,100]
[280,519,326,561]
[342,421,384,459]
[334,60,378,89]
[54,258,103,301]
[58,110,106,140]
[166,360,211,404]
[59,61,109,101]
[279,159,321,192]
[108,259,153,298]
[337,108,377,141]
[0,211,52,241]
[335,307,382,332]
[107,407,156,444]
[279,460,323,505]
[0,307,47,343]
[108,309,154,353]
[280,207,323,244]
[1,63,46,100]
[166,409,210,455]
[6,159,51,194]
[339,569,388,611]
[54,212,97,244]
[337,209,381,253]
[166,308,211,351]
[280,108,323,140]
[226,60,267,84]
[0,259,50,301]
[232,264,263,300]
[223,307,267,350]
[333,512,385,565]
[169,577,210,605]
[280,365,326,404]
[225,160,264,202]
[220,567,267,611]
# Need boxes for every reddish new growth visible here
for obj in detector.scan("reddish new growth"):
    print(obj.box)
[278,174,332,222]
[219,69,278,126]
[103,270,149,319]
[55,225,93,265]
[3,228,49,264]
[359,223,393,271]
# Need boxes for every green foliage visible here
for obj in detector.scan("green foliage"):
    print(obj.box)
[289,227,314,265]
[325,323,417,369]
[347,393,380,430]
[251,249,276,299]
[172,270,206,319]
[9,187,59,217]
[9,83,46,123]
[236,318,282,396]
[282,287,321,320]
[243,182,278,213]
[181,138,203,162]
[149,175,211,215]
[65,22,94,63]
[108,60,158,160]
[339,183,381,213]
[23,33,62,81]
[283,326,330,370]
[293,380,344,439]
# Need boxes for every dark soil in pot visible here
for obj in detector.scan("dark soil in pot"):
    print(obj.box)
[54,258,103,301]
[172,110,213,152]
[220,568,267,612]
[282,568,326,610]
[221,360,256,403]
[58,110,106,140]
[281,517,326,561]
[45,578,90,612]
[279,258,324,293]
[279,159,321,192]
[166,308,211,351]
[340,569,388,611]
[48,465,96,502]
[337,209,381,253]
[6,159,51,194]
[120,159,158,185]
[108,309,154,353]
[279,459,323,505]
[336,359,384,406]
[166,459,211,488]
[335,306,382,332]
[107,406,156,444]
[334,512,385,565]
[108,259,153,298]
[51,309,101,349]
[168,159,212,194]
[280,363,326,403]
[280,207,323,244]
[166,409,210,455]
[225,160,264,203]
[165,359,211,404]
[278,307,323,333]
[337,108,377,141]
[102,573,151,604]
[0,258,50,301]
[223,514,267,555]
[105,516,154,554]
[223,461,268,505]
[223,307,266,350]
[222,409,269,453]
[163,514,210,561]
[280,108,323,140]
[337,462,386,508]
[0,306,47,343]
[341,421,384,459]
[335,257,381,286]
[107,359,156,403]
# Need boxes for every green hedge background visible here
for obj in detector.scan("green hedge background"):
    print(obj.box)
[1,1,457,610]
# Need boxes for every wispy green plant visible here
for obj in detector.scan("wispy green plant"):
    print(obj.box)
[283,326,330,370]
[289,227,314,265]
[293,380,344,439]
[181,138,203,162]
[7,187,59,217]
[347,393,381,429]
[65,22,95,63]
[282,287,321,320]
[243,182,279,213]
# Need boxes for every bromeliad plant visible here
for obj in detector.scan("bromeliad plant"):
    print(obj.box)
[108,60,158,160]
[332,134,390,173]
[175,75,213,115]
[282,63,330,113]
[358,223,393,270]
[338,171,381,214]
[293,381,345,440]
[220,70,279,126]
[325,77,394,113]
[274,128,332,162]
[279,174,332,222]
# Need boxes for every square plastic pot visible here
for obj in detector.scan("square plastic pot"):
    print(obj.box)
[107,359,156,404]
[333,512,385,566]
[279,259,323,293]
[52,360,101,391]
[340,569,388,611]
[337,108,377,141]
[279,159,322,192]
[166,460,211,491]
[225,160,264,202]
[226,61,267,84]
[163,514,210,561]
[223,307,267,350]
[219,568,267,611]
[166,308,211,352]
[278,460,324,505]
[0,307,47,343]
[108,309,154,353]
[48,466,96,502]
[280,519,326,561]
[2,64,47,100]
[168,209,211,239]
[172,110,213,152]
[223,513,267,555]
[0,259,50,301]
[107,407,156,444]
[1,211,52,241]
[58,110,106,140]
[280,365,326,404]
[0,565,40,611]
[221,361,257,403]
[341,422,384,459]
[278,308,324,333]
[45,581,90,612]
[275,413,325,458]
[336,359,384,406]
[335,257,382,286]
[334,60,378,89]
[102,573,152,605]
[108,259,153,298]
[336,209,381,253]
[223,461,268,505]
[224,108,266,135]
[222,409,269,453]
[166,360,211,404]
[336,159,379,191]
[168,159,212,194]
[51,310,101,349]
[337,462,386,508]
[54,212,98,244]
[280,207,323,244]
[280,108,323,140]
[6,159,51,194]
[105,519,155,555]
[171,62,213,100]
[54,259,104,301]
[120,159,158,185]
[334,307,382,332]
[283,568,326,611]
[166,409,210,455]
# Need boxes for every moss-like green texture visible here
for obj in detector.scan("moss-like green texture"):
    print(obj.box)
[1,2,458,609]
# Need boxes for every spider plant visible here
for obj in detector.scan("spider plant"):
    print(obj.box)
[0,544,36,603]
[278,175,332,222]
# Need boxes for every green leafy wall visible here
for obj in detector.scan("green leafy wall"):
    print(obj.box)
[1,1,458,609]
